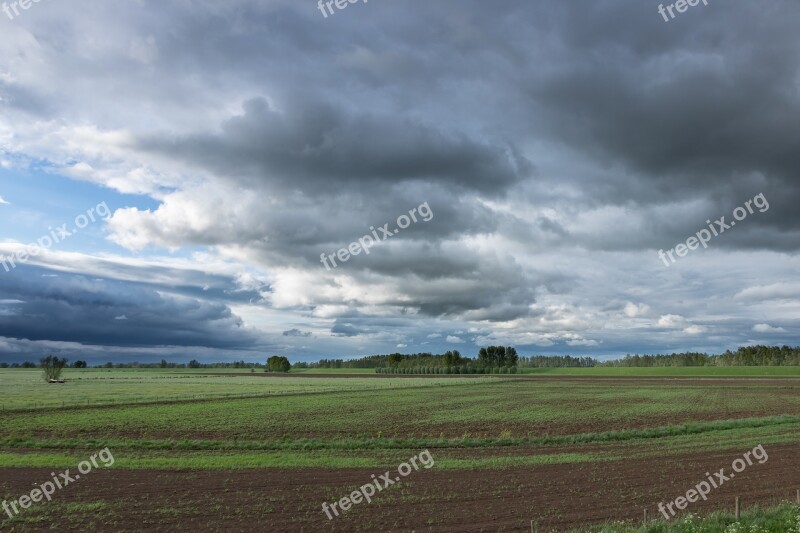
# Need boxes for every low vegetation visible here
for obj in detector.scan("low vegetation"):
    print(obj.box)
[40,355,68,383]
[3,349,800,530]
[266,355,291,373]
[583,504,800,532]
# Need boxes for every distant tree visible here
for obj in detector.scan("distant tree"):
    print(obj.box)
[387,353,403,367]
[72,360,88,368]
[443,350,463,367]
[266,356,291,373]
[188,359,201,369]
[0,362,8,368]
[160,359,168,368]
[495,346,507,366]
[477,346,518,368]
[41,355,68,382]
[104,362,114,368]
[478,347,490,366]
[518,355,597,368]
[21,361,37,368]
[506,347,518,367]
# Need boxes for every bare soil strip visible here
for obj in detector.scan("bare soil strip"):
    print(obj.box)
[1,444,797,532]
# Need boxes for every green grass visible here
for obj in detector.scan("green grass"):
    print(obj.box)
[2,368,800,530]
[0,369,501,410]
[0,449,607,470]
[1,414,797,469]
[288,368,376,374]
[4,377,800,440]
[0,500,110,530]
[578,503,800,532]
[518,366,800,377]
[3,366,795,412]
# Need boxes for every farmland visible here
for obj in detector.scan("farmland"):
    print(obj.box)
[2,369,800,531]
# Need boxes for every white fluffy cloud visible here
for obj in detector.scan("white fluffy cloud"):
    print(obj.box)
[753,324,786,333]
[1,0,798,360]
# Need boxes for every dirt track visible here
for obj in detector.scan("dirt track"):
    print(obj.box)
[2,444,797,532]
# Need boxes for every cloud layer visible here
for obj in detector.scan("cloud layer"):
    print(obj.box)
[1,0,799,362]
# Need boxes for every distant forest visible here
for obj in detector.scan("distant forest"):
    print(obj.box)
[303,346,519,370]
[602,345,800,367]
[3,345,800,369]
[299,345,800,369]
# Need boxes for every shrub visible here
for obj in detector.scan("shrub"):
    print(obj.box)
[266,356,291,373]
[41,355,68,382]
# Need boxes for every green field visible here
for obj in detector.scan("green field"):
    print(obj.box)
[518,366,800,377]
[2,368,800,531]
[2,371,800,466]
[289,368,376,374]
[0,369,497,410]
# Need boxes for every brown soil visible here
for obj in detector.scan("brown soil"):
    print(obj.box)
[1,444,797,532]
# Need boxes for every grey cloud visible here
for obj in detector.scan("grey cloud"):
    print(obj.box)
[136,96,533,197]
[0,0,799,359]
[0,265,260,349]
[283,328,312,337]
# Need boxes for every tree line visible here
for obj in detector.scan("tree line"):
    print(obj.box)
[2,360,86,369]
[262,346,800,368]
[518,355,598,368]
[601,346,800,367]
[5,345,800,371]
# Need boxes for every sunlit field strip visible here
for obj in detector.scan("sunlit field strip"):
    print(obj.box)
[0,369,503,411]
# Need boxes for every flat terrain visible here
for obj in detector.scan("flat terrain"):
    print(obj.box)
[0,368,497,410]
[2,369,800,531]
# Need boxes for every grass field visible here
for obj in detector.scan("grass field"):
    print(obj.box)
[289,368,376,374]
[298,366,800,376]
[0,369,497,410]
[2,369,800,531]
[517,366,800,376]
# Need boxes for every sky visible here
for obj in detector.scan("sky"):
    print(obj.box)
[1,0,799,364]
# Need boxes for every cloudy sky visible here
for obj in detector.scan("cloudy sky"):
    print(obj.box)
[1,0,799,364]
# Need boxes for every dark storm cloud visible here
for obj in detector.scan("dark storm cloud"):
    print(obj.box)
[0,265,260,349]
[518,1,800,248]
[2,0,799,358]
[331,321,362,338]
[52,254,268,304]
[327,315,444,342]
[136,96,533,197]
[116,0,799,256]
[533,1,800,181]
[283,328,312,337]
[372,249,537,319]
